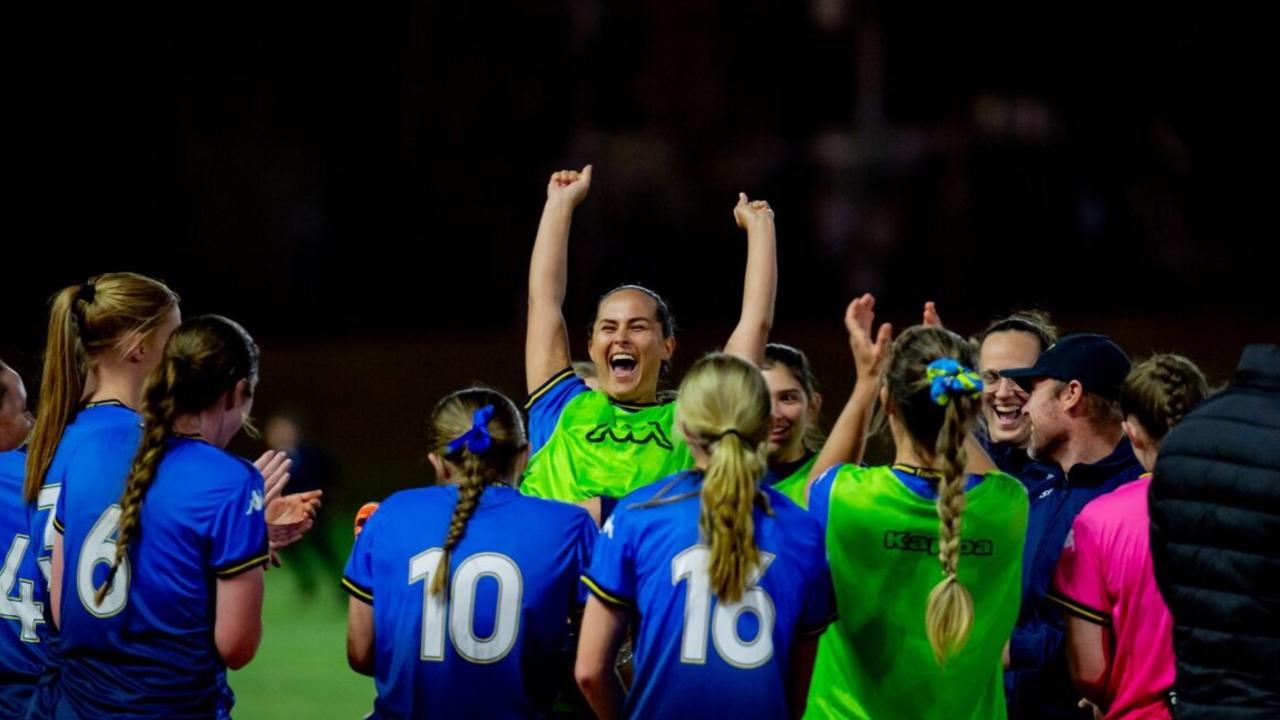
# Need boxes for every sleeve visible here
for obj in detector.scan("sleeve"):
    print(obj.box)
[1048,511,1113,627]
[53,480,66,534]
[569,509,599,607]
[526,368,590,456]
[209,466,270,578]
[581,507,636,609]
[342,514,376,604]
[797,549,838,638]
[806,464,841,536]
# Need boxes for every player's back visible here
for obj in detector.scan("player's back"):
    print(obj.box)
[343,484,595,720]
[0,448,46,715]
[583,471,835,720]
[54,430,267,719]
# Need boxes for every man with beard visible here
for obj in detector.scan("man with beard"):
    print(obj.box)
[999,334,1145,719]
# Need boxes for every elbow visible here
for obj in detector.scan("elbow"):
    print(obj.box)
[574,657,606,697]
[347,636,376,676]
[1067,659,1108,702]
[216,622,262,670]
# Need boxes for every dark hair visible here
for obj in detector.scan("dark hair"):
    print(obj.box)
[590,285,676,339]
[762,343,825,452]
[95,315,258,605]
[426,388,528,597]
[977,310,1059,353]
[884,326,981,664]
[1120,354,1209,443]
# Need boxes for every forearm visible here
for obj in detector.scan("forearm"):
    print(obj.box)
[579,666,626,720]
[526,199,576,390]
[809,380,879,481]
[724,220,777,365]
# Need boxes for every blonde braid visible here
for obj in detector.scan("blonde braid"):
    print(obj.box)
[431,453,489,597]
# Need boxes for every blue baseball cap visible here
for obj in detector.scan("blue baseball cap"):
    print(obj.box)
[1000,333,1131,401]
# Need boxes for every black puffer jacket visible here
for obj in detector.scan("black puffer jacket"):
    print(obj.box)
[1150,344,1280,719]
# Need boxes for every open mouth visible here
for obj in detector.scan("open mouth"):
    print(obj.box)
[769,421,791,442]
[609,352,638,381]
[993,404,1024,429]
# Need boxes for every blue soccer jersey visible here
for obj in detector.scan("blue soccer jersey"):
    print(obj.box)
[51,431,268,718]
[25,402,141,647]
[343,484,597,720]
[583,470,836,720]
[0,448,44,715]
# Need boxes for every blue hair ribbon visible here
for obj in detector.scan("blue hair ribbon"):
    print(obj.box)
[446,404,495,455]
[926,358,983,406]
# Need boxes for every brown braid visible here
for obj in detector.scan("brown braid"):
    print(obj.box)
[1122,354,1210,442]
[426,388,528,598]
[93,315,258,606]
[95,363,179,605]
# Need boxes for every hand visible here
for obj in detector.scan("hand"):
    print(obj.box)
[922,300,943,328]
[546,165,593,208]
[253,450,293,504]
[733,193,774,231]
[846,294,893,384]
[267,490,322,560]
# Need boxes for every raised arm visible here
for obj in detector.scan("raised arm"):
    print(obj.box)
[526,165,593,393]
[808,295,894,482]
[723,193,777,365]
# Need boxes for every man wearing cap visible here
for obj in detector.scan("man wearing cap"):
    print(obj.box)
[999,334,1146,720]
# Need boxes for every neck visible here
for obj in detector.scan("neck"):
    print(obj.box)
[86,365,145,409]
[172,410,229,448]
[889,418,939,470]
[770,442,807,467]
[1053,424,1124,472]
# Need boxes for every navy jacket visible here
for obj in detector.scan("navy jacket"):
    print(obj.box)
[1150,344,1280,719]
[998,437,1145,720]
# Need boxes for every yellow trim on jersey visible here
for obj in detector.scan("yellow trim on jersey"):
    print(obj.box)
[1047,591,1111,627]
[525,368,577,410]
[52,517,65,533]
[214,552,270,578]
[342,577,374,603]
[581,574,633,609]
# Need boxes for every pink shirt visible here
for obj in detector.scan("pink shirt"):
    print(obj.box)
[1051,474,1175,720]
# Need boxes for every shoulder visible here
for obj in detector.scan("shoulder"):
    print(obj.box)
[980,470,1030,498]
[526,367,591,412]
[0,449,25,497]
[165,440,260,486]
[62,424,142,470]
[765,488,825,541]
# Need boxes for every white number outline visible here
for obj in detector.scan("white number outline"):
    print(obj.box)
[672,545,777,669]
[76,505,130,618]
[0,534,44,642]
[408,549,523,665]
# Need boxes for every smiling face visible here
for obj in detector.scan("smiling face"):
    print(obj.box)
[588,289,674,403]
[978,330,1042,447]
[763,364,812,462]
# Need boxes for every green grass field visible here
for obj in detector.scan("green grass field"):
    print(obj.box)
[227,533,374,719]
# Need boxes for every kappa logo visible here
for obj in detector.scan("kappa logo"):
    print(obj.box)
[883,530,994,557]
[245,489,265,515]
[602,515,616,539]
[585,421,674,450]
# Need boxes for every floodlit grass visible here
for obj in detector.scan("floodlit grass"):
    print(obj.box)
[228,532,373,720]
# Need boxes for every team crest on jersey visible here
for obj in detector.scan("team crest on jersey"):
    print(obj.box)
[585,421,674,450]
[882,530,994,557]
[245,489,264,515]
[602,515,615,539]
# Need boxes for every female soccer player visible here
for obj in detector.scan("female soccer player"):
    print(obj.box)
[47,315,273,718]
[520,165,777,512]
[0,360,40,715]
[575,353,835,720]
[1050,354,1209,720]
[760,343,824,506]
[343,387,596,719]
[805,307,1029,720]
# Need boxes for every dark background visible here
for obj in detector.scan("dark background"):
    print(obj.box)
[3,2,1272,501]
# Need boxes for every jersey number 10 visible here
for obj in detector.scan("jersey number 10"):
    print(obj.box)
[409,550,523,664]
[672,546,776,669]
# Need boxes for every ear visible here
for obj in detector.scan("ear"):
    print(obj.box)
[1122,418,1151,453]
[511,446,530,479]
[879,386,893,417]
[427,452,450,482]
[1060,380,1085,413]
[662,335,676,360]
[120,330,148,365]
[808,391,824,421]
[223,379,251,411]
